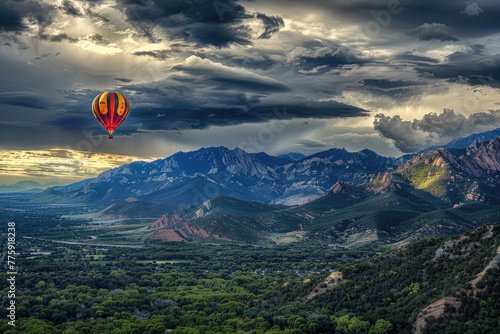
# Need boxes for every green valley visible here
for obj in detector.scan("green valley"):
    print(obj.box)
[1,203,499,333]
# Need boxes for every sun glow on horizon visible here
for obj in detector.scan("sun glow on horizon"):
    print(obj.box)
[0,148,160,185]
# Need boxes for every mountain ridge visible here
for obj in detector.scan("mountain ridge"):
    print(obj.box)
[34,146,399,207]
[366,138,500,205]
[30,131,500,247]
[0,180,62,193]
[415,127,500,154]
[143,137,500,246]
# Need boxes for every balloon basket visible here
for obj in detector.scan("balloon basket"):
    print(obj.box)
[108,135,114,139]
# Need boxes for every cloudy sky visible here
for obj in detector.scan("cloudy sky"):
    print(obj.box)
[1,0,500,183]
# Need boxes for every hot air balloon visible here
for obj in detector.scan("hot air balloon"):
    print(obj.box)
[92,91,130,139]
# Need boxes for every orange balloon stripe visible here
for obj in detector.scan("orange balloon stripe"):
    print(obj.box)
[113,96,130,130]
[99,92,109,115]
[116,92,126,116]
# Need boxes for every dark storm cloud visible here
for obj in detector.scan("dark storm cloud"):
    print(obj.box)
[416,52,500,88]
[116,0,250,45]
[396,0,499,38]
[171,56,290,92]
[359,79,427,99]
[300,51,359,70]
[132,50,173,60]
[47,113,96,131]
[0,91,50,109]
[170,71,288,92]
[194,50,279,70]
[271,0,499,39]
[256,13,284,39]
[182,23,253,47]
[39,33,78,43]
[0,0,57,32]
[362,79,425,90]
[114,78,133,83]
[287,40,368,73]
[128,101,368,132]
[23,1,58,34]
[116,0,283,46]
[62,0,83,17]
[393,53,440,64]
[1,0,499,158]
[416,109,500,134]
[469,44,486,55]
[374,114,434,153]
[0,1,24,31]
[87,33,109,45]
[227,54,277,70]
[407,23,459,42]
[250,102,368,121]
[85,7,110,23]
[47,70,367,136]
[374,109,500,153]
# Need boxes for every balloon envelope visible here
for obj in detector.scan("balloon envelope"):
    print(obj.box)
[92,91,130,138]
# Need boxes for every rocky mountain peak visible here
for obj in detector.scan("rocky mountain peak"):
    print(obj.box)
[329,182,357,194]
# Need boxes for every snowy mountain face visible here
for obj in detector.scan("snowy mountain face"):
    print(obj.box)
[36,147,399,208]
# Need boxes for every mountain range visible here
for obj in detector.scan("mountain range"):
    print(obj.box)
[32,127,500,247]
[416,126,500,154]
[0,180,61,193]
[34,146,400,207]
[145,141,500,246]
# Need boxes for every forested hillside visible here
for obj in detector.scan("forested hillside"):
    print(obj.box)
[1,222,498,334]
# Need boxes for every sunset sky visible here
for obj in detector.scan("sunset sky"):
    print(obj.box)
[1,0,500,184]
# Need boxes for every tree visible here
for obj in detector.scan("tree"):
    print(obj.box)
[347,317,370,333]
[369,319,392,334]
[333,315,350,333]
